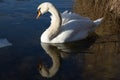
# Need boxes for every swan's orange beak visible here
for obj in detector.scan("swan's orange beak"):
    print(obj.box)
[36,10,41,19]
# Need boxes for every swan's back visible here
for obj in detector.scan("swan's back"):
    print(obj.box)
[61,10,90,25]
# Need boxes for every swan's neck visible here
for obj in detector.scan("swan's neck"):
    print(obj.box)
[40,44,60,78]
[41,5,62,42]
[48,50,60,78]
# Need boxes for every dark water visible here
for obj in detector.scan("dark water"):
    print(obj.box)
[1,0,120,80]
[0,0,85,80]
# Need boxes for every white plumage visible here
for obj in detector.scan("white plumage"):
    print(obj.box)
[37,2,103,43]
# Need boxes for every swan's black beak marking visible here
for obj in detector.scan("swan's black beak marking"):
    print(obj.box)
[36,10,41,19]
[39,64,42,70]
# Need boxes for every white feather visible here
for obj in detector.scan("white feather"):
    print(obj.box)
[37,2,103,43]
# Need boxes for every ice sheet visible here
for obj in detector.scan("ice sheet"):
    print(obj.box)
[0,38,12,48]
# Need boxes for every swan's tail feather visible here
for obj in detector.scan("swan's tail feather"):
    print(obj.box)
[62,10,68,14]
[93,17,103,26]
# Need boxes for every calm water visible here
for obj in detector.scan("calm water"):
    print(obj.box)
[0,0,83,80]
[1,0,120,80]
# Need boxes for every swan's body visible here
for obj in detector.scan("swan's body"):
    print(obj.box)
[37,2,103,43]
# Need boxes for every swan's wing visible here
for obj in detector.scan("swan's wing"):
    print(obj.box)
[61,10,90,25]
[51,20,95,43]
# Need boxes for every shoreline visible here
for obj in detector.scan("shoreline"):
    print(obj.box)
[73,0,120,36]
[73,1,120,80]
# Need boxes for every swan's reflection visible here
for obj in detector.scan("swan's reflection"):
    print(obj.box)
[39,43,61,78]
[39,37,96,78]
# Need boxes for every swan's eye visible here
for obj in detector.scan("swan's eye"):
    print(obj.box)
[37,8,41,14]
[37,10,39,14]
[36,9,42,19]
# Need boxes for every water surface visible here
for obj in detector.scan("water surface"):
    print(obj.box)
[0,0,83,80]
[1,0,120,80]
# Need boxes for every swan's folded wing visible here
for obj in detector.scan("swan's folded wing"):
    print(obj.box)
[0,38,12,48]
[61,10,90,25]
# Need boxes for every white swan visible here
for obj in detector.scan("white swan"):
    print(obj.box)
[36,2,103,43]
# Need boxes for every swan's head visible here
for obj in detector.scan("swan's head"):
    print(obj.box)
[39,64,50,78]
[36,2,52,19]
